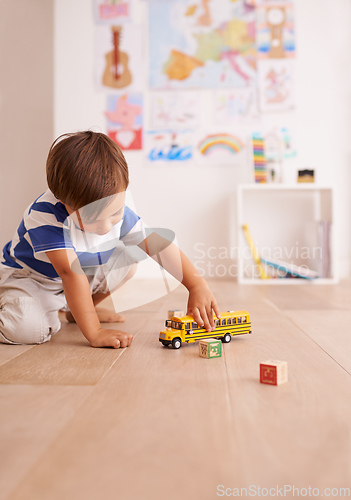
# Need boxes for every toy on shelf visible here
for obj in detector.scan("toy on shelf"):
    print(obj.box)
[168,309,184,320]
[260,360,288,385]
[199,339,222,359]
[297,169,314,183]
[159,310,252,349]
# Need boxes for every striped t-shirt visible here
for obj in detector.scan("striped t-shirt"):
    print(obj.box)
[1,190,147,280]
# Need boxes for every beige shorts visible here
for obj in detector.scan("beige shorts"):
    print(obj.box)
[0,252,132,345]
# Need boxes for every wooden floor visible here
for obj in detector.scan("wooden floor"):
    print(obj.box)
[1,279,351,500]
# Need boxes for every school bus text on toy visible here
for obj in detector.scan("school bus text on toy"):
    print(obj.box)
[159,310,252,349]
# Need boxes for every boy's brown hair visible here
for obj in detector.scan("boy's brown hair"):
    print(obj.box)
[46,131,129,215]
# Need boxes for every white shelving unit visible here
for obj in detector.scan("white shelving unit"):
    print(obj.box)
[236,184,337,284]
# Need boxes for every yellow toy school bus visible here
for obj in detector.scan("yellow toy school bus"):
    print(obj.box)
[159,310,252,349]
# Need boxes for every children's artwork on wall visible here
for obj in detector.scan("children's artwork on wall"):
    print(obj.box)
[150,91,203,129]
[256,2,295,59]
[195,130,247,166]
[252,126,297,182]
[258,59,294,111]
[94,0,131,23]
[105,93,143,150]
[149,0,257,89]
[96,24,143,91]
[145,130,194,165]
[214,88,259,124]
[249,0,292,5]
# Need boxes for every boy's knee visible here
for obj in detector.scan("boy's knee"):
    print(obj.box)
[0,296,55,345]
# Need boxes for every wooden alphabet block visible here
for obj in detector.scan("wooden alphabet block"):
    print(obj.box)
[199,339,222,359]
[168,310,184,320]
[260,360,288,385]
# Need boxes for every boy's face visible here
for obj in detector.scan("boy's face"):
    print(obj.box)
[65,191,126,235]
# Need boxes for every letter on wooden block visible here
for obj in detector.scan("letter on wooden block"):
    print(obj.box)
[260,360,288,385]
[199,339,222,359]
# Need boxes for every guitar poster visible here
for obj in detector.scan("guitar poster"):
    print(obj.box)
[105,93,143,150]
[94,0,131,24]
[95,24,144,91]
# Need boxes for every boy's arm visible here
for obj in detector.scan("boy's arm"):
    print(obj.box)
[46,249,132,348]
[138,235,220,331]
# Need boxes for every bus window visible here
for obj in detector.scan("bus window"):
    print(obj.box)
[232,318,236,324]
[216,319,221,327]
[165,320,171,327]
[242,316,247,323]
[192,322,198,329]
[171,321,181,329]
[185,322,191,330]
[237,317,242,324]
[221,319,226,326]
[227,318,231,325]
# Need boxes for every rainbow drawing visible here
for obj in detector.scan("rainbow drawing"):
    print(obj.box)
[198,133,244,156]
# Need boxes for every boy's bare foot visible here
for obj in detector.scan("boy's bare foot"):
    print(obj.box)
[65,307,125,323]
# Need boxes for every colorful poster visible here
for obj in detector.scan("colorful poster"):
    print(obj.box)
[145,130,194,165]
[214,88,258,124]
[256,3,295,59]
[105,93,143,150]
[151,91,203,129]
[149,0,257,89]
[94,0,131,23]
[258,59,294,111]
[195,130,247,166]
[96,24,143,91]
[250,0,292,5]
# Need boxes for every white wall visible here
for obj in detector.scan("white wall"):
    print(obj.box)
[54,0,351,279]
[0,0,54,244]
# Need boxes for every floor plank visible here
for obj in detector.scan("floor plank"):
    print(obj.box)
[8,281,351,500]
[0,324,126,386]
[0,344,34,368]
[9,310,240,500]
[284,309,351,374]
[257,283,345,311]
[300,280,351,310]
[0,307,155,386]
[223,304,351,490]
[0,385,92,500]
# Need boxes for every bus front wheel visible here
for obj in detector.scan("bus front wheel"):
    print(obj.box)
[172,337,182,349]
[222,333,231,343]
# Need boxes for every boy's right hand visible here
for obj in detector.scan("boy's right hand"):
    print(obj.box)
[89,328,133,349]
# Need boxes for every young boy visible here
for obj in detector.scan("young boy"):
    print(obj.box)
[0,131,220,348]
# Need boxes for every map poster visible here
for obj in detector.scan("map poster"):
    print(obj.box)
[94,0,131,24]
[150,91,204,129]
[145,130,195,165]
[195,129,247,166]
[258,59,295,111]
[105,93,143,150]
[149,0,257,89]
[214,88,259,124]
[96,24,143,91]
